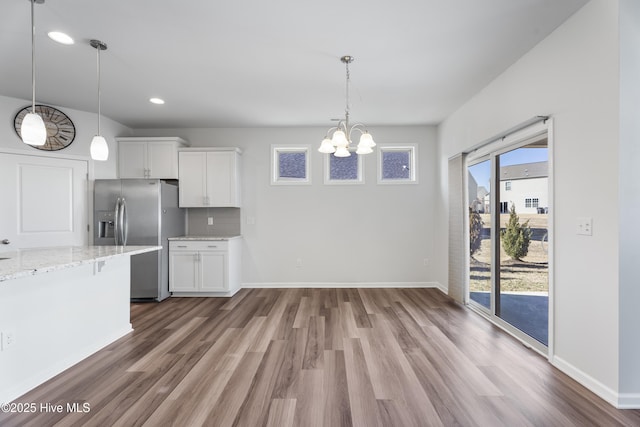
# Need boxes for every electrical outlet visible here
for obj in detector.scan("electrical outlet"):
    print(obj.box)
[423,258,429,266]
[207,217,214,225]
[576,217,592,236]
[1,331,15,351]
[296,258,303,268]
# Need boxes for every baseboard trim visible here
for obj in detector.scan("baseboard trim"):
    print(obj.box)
[551,355,620,408]
[242,281,441,289]
[433,282,448,294]
[617,393,640,409]
[171,288,241,298]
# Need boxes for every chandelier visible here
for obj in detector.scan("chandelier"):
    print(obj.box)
[318,55,375,157]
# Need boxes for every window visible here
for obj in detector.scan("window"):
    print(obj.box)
[525,198,539,208]
[324,150,363,184]
[271,145,311,185]
[378,145,417,184]
[505,181,511,191]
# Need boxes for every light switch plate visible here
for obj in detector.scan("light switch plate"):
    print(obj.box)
[576,217,592,236]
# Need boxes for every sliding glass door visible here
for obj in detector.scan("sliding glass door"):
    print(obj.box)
[467,131,550,350]
[468,158,492,310]
[496,143,549,345]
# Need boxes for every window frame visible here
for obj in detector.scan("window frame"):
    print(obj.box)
[377,144,418,184]
[271,145,311,185]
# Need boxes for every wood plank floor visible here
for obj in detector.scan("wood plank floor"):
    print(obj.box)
[2,288,640,426]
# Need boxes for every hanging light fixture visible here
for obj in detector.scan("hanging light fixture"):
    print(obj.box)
[21,0,47,146]
[318,55,375,157]
[89,39,109,161]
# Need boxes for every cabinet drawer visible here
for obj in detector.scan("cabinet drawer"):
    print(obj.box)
[170,240,228,251]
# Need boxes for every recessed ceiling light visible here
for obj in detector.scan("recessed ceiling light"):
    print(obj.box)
[149,98,165,105]
[47,31,74,45]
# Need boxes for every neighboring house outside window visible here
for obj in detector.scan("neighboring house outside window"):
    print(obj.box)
[499,161,548,214]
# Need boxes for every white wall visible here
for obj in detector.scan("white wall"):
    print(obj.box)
[134,126,438,287]
[0,94,131,179]
[437,0,627,404]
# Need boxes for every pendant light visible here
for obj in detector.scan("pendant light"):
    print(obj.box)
[21,0,47,146]
[89,39,109,161]
[318,55,375,157]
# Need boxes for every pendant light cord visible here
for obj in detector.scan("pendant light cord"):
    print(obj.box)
[96,45,101,135]
[30,0,36,114]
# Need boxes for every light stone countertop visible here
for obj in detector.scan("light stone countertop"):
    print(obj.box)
[0,245,161,282]
[168,236,241,241]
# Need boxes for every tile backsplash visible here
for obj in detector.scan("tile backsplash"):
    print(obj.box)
[186,207,241,236]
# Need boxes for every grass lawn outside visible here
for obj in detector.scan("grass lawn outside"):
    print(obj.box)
[470,214,548,294]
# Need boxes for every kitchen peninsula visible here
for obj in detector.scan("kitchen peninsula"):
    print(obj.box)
[0,245,161,404]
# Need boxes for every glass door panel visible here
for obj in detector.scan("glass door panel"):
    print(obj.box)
[468,159,492,310]
[496,142,549,345]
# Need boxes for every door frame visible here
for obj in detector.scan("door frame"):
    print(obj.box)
[464,118,554,359]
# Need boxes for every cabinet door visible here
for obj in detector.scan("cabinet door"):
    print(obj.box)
[169,251,199,291]
[206,151,239,207]
[199,251,227,291]
[178,152,207,207]
[147,142,179,179]
[118,142,147,178]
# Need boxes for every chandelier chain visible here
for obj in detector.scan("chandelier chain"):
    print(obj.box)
[345,60,350,121]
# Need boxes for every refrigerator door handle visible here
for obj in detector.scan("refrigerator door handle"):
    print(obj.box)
[120,197,128,246]
[114,197,121,245]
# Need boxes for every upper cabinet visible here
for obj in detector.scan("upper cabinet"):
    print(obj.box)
[116,137,188,179]
[178,148,242,208]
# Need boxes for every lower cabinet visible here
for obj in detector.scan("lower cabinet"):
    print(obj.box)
[169,238,241,296]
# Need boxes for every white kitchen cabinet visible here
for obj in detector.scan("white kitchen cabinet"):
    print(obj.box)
[117,137,188,179]
[169,238,241,296]
[178,148,242,207]
[168,250,199,292]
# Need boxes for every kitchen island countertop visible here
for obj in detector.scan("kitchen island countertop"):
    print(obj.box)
[0,245,161,282]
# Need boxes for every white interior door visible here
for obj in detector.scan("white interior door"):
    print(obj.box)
[0,153,89,252]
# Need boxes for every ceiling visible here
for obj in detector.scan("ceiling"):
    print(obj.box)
[0,0,588,129]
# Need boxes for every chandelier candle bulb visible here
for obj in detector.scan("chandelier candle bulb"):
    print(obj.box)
[331,130,348,148]
[334,146,351,157]
[318,138,336,154]
[355,144,373,155]
[359,132,375,148]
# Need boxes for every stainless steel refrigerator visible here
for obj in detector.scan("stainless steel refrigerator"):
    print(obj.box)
[94,179,185,301]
